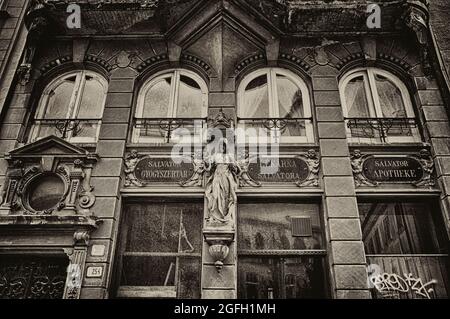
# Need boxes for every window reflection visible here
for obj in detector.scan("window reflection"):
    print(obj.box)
[117,202,203,299]
[237,202,326,299]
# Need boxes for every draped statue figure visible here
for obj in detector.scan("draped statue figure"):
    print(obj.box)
[204,139,239,225]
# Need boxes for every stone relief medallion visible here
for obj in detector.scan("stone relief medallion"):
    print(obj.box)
[350,149,435,188]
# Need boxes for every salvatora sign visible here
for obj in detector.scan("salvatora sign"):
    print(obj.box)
[248,156,310,184]
[363,156,423,183]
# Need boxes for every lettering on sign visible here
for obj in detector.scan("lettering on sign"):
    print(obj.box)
[248,157,310,184]
[363,157,423,182]
[351,149,435,187]
[124,151,194,186]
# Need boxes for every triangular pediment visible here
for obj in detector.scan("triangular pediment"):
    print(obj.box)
[168,0,279,49]
[5,136,96,159]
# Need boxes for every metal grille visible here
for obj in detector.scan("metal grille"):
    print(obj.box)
[291,217,313,237]
[0,256,68,299]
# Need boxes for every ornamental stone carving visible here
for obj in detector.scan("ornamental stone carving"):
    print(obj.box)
[0,136,98,217]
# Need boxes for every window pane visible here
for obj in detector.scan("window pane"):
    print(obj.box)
[242,74,270,118]
[345,76,370,117]
[143,77,172,118]
[277,75,303,118]
[77,76,105,119]
[359,202,448,254]
[177,257,202,299]
[238,203,323,250]
[176,75,204,118]
[276,74,306,137]
[42,76,76,119]
[121,256,176,287]
[238,257,326,299]
[374,74,407,118]
[124,203,203,253]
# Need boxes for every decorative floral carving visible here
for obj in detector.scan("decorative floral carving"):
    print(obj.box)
[413,149,435,188]
[180,149,206,187]
[351,150,378,187]
[237,149,261,188]
[296,149,320,187]
[124,150,143,187]
[403,5,431,74]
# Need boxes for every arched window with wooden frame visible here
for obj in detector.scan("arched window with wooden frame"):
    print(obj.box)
[339,67,421,144]
[133,69,208,143]
[237,68,314,144]
[30,70,108,143]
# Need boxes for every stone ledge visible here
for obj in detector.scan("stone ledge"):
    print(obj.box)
[0,214,102,229]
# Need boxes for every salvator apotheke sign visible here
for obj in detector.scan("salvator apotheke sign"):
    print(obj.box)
[363,156,423,183]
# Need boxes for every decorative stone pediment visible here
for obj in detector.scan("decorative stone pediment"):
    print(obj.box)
[5,135,98,160]
[0,136,99,227]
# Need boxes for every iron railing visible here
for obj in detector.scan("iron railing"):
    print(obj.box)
[134,118,207,143]
[30,118,101,140]
[346,117,419,143]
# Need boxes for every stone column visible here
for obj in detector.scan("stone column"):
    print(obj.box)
[312,67,370,299]
[415,76,450,237]
[81,66,136,299]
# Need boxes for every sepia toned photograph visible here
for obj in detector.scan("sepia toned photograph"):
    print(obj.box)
[0,0,448,306]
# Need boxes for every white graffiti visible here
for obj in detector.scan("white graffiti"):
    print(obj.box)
[369,271,437,299]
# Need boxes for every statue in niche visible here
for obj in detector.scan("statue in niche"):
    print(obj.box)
[204,138,239,225]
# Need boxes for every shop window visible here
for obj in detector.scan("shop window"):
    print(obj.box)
[237,202,327,299]
[237,68,314,144]
[359,201,449,299]
[0,255,68,299]
[133,69,208,143]
[30,70,107,143]
[340,68,421,144]
[115,201,203,299]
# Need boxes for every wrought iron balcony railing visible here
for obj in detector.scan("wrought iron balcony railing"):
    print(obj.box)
[133,118,207,143]
[30,118,101,142]
[237,117,313,143]
[345,117,420,143]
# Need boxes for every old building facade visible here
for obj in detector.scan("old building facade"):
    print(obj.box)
[0,0,448,299]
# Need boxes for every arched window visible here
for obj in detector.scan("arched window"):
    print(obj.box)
[237,68,313,143]
[133,69,208,143]
[339,68,420,143]
[30,70,107,143]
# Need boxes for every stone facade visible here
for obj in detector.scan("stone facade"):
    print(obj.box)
[0,0,448,299]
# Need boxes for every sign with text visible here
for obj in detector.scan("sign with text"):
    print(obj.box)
[134,157,194,184]
[248,156,310,184]
[363,156,424,183]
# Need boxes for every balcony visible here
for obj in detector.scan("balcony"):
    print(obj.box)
[133,118,207,143]
[237,117,314,144]
[345,117,421,144]
[29,119,101,143]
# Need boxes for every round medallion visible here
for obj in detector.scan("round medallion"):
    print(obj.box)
[27,174,65,212]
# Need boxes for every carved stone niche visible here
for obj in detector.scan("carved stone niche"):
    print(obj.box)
[0,136,99,223]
